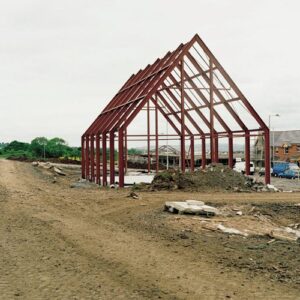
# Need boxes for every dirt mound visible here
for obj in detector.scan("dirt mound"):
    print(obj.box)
[148,164,253,192]
[151,172,177,190]
[6,155,34,162]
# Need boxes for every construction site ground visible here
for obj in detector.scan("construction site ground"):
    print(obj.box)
[1,159,300,299]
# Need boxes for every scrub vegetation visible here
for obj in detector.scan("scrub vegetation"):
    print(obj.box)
[0,137,81,161]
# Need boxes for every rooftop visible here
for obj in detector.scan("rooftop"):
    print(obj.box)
[272,130,300,146]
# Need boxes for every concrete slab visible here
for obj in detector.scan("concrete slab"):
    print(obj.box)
[165,201,219,216]
[106,175,154,185]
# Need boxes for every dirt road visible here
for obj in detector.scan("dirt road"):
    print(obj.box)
[0,160,300,299]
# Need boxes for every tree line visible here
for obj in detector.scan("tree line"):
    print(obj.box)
[0,137,81,160]
[0,137,144,161]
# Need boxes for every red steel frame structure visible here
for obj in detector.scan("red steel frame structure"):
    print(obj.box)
[82,34,270,187]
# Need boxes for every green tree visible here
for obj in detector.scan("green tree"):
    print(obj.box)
[68,147,81,159]
[30,137,48,158]
[4,140,30,152]
[127,148,142,155]
[2,140,32,159]
[0,142,8,149]
[2,137,81,160]
[46,137,68,158]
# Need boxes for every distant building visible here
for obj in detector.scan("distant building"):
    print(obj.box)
[128,145,245,169]
[254,130,300,167]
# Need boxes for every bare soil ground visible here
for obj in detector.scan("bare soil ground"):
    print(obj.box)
[1,159,300,299]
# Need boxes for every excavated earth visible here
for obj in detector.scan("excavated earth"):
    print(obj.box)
[143,165,259,192]
[1,159,300,299]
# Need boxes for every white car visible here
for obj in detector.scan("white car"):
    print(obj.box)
[233,161,255,175]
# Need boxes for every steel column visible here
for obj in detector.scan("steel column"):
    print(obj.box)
[85,135,90,180]
[147,101,151,173]
[81,136,85,179]
[90,135,95,181]
[118,129,124,187]
[190,135,194,172]
[110,132,115,185]
[102,133,107,186]
[264,129,271,184]
[245,131,250,175]
[96,134,100,185]
[201,136,206,169]
[228,134,233,168]
[155,95,159,173]
[124,128,128,175]
[180,60,185,173]
[209,59,215,164]
[151,96,181,136]
[215,136,219,163]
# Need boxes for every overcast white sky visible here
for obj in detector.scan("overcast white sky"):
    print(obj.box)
[1,0,299,146]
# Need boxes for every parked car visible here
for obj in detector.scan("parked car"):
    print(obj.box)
[278,169,300,179]
[272,162,299,177]
[233,161,255,175]
[258,167,273,176]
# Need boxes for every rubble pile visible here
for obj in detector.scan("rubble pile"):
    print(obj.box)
[240,177,280,192]
[164,200,219,217]
[149,164,279,192]
[165,200,300,242]
[151,172,177,190]
[32,161,66,176]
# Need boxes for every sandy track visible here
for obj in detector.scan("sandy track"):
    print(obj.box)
[0,159,300,299]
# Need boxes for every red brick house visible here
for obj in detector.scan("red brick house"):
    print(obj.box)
[254,130,300,167]
[272,130,300,162]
